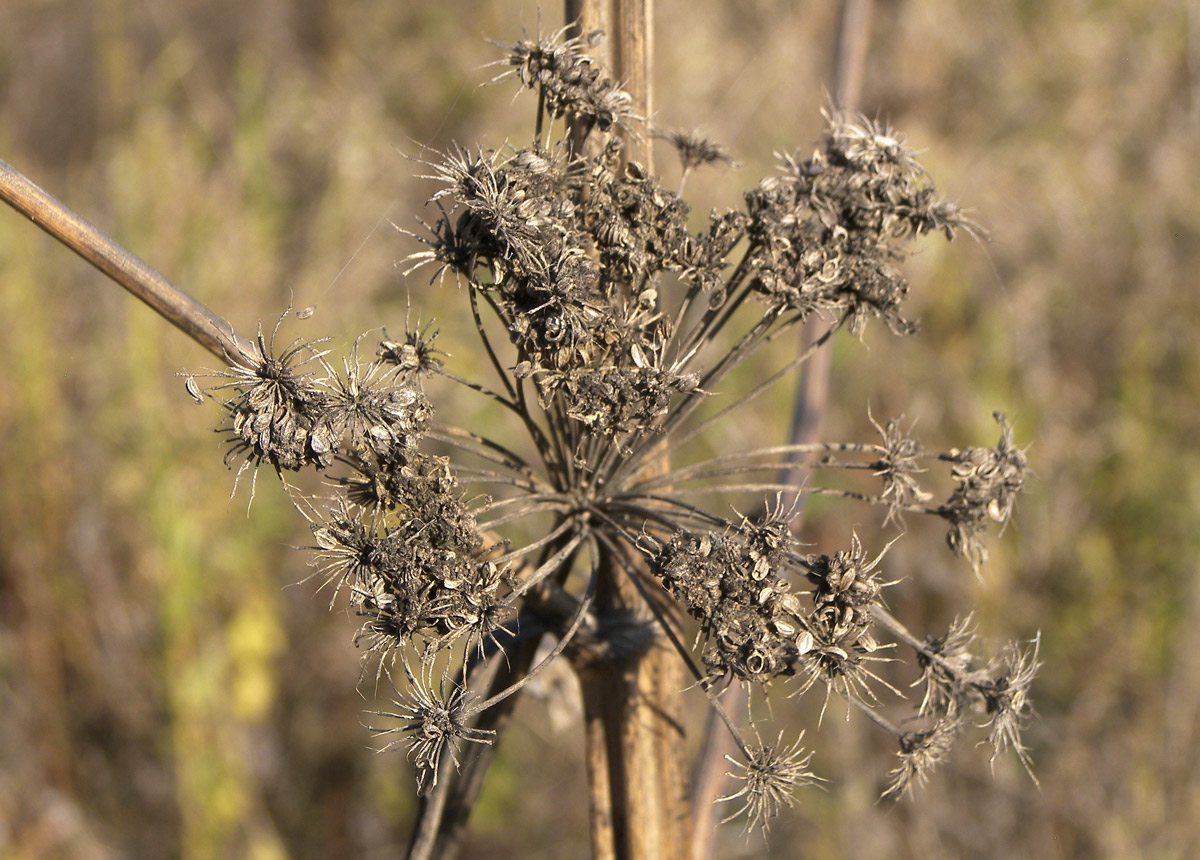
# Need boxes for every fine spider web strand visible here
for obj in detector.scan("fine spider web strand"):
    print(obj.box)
[669,247,759,367]
[474,500,575,533]
[601,493,736,534]
[668,313,844,450]
[470,489,573,517]
[504,528,588,599]
[486,516,581,571]
[426,426,548,488]
[436,366,523,415]
[468,288,565,471]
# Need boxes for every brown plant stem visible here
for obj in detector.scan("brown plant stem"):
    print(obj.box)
[0,157,255,361]
[565,3,690,859]
[782,0,872,524]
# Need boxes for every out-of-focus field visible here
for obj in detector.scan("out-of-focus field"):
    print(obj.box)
[1,2,1197,858]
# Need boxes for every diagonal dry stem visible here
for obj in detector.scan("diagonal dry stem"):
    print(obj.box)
[0,157,255,361]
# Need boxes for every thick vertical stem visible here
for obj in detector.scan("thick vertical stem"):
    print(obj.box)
[565,2,689,859]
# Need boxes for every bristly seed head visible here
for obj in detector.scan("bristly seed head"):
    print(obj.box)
[188,25,1031,816]
[721,732,819,833]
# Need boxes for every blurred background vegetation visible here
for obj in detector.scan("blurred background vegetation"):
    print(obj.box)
[1,1,1198,858]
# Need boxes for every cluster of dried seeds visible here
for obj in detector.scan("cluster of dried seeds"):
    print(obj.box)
[188,26,1035,835]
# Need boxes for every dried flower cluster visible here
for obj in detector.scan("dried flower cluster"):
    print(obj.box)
[188,27,1035,836]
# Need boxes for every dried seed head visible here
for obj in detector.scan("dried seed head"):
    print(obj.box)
[377,319,446,382]
[493,26,636,132]
[869,413,932,525]
[648,529,808,682]
[721,732,819,833]
[654,126,737,172]
[212,316,329,473]
[881,717,961,800]
[976,634,1040,781]
[915,615,979,718]
[372,659,496,795]
[939,413,1027,570]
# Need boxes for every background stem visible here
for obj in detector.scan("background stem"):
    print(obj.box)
[687,4,874,859]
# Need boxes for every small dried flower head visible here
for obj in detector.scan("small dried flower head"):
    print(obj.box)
[804,532,892,622]
[869,413,932,526]
[313,340,430,462]
[721,731,819,833]
[915,615,978,718]
[881,717,961,799]
[976,633,1040,780]
[372,658,496,795]
[654,126,737,174]
[939,412,1027,569]
[647,528,809,683]
[307,498,387,606]
[377,319,446,382]
[214,316,329,474]
[493,25,636,132]
[792,612,892,714]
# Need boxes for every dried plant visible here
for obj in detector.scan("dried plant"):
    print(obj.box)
[176,26,1037,843]
[0,20,1037,859]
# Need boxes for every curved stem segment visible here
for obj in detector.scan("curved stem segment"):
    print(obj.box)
[0,157,254,361]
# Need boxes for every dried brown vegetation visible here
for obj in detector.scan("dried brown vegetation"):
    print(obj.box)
[1,2,1197,859]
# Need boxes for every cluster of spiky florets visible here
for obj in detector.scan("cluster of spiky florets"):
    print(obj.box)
[878,616,1040,798]
[741,113,975,336]
[199,319,434,478]
[936,412,1028,569]
[309,466,509,658]
[189,27,1034,835]
[409,135,708,439]
[193,316,510,658]
[647,526,810,683]
[373,659,497,795]
[721,732,819,833]
[494,26,635,133]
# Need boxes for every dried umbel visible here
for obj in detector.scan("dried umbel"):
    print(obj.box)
[187,27,1034,836]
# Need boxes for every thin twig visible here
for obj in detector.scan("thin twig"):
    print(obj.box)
[0,157,255,361]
